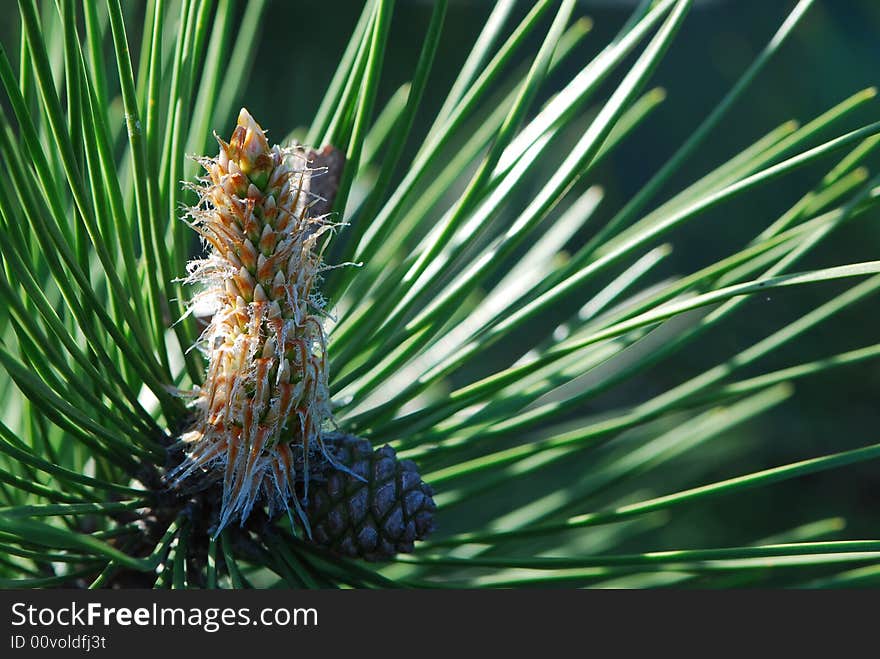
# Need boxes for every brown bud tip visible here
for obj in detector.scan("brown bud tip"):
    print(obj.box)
[306,145,346,217]
[230,108,273,187]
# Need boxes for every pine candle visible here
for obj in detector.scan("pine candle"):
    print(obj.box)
[168,110,435,559]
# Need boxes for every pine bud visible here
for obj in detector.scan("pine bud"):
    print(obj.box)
[170,109,336,534]
[306,433,437,561]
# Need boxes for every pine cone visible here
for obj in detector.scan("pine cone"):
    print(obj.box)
[306,433,436,561]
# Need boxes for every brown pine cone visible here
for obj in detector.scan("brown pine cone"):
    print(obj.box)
[306,433,436,561]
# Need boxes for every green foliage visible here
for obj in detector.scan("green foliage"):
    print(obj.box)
[0,0,879,588]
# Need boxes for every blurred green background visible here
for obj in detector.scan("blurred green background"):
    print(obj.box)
[2,0,878,570]
[246,0,880,549]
